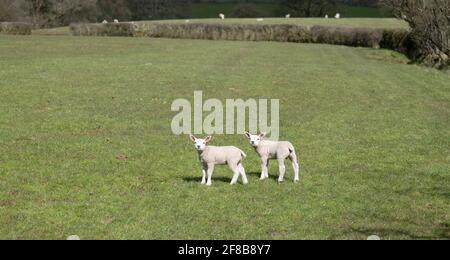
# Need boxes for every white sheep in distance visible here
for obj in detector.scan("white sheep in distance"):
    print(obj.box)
[219,13,225,20]
[256,18,264,22]
[325,14,329,19]
[190,135,248,186]
[285,14,291,19]
[102,20,108,24]
[114,19,119,23]
[335,13,340,19]
[245,132,300,183]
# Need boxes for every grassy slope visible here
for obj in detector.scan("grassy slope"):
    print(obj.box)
[0,35,449,240]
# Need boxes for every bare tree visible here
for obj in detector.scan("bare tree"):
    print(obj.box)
[381,0,450,68]
[51,0,98,25]
[22,0,50,25]
[0,0,27,21]
[127,0,191,20]
[97,0,130,21]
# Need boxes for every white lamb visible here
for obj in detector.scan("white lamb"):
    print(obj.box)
[335,13,340,19]
[102,20,108,24]
[219,13,225,20]
[245,132,300,183]
[285,14,291,19]
[114,19,119,23]
[190,135,248,186]
[325,14,329,19]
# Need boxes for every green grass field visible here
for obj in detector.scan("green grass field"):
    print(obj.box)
[0,33,449,240]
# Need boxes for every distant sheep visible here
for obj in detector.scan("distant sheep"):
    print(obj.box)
[190,135,248,186]
[325,14,329,19]
[102,20,108,24]
[285,14,291,19]
[335,13,340,19]
[256,18,264,22]
[219,13,225,20]
[114,19,119,23]
[245,132,300,183]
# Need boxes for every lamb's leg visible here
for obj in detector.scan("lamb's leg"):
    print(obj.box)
[238,163,249,185]
[206,164,215,186]
[290,153,300,183]
[201,165,207,185]
[260,157,269,180]
[278,158,286,184]
[229,163,240,185]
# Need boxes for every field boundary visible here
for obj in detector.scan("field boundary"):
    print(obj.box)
[70,22,413,56]
[0,22,32,35]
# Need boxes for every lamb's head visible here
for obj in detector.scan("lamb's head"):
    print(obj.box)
[189,134,212,152]
[245,132,266,147]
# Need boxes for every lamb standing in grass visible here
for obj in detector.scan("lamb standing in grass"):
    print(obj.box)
[114,19,119,23]
[335,13,340,19]
[285,14,291,19]
[219,13,225,20]
[190,135,248,186]
[245,132,300,183]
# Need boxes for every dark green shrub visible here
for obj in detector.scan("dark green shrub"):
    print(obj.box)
[0,22,32,35]
[311,26,384,48]
[70,22,136,37]
[104,23,135,37]
[380,29,413,53]
[137,23,312,44]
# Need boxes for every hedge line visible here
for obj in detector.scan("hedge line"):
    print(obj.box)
[70,22,412,53]
[0,22,32,35]
[70,23,135,37]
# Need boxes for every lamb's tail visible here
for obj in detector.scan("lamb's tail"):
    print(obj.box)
[240,150,247,158]
[288,143,296,155]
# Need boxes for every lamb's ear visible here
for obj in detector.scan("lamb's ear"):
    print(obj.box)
[189,134,196,142]
[244,131,251,139]
[259,132,266,138]
[205,136,212,143]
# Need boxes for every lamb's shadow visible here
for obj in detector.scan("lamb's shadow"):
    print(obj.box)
[183,172,280,184]
[247,171,279,181]
[183,176,231,184]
